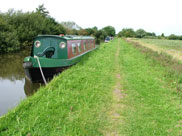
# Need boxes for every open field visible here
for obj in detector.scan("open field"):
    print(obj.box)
[135,38,182,51]
[1,39,182,135]
[128,38,182,61]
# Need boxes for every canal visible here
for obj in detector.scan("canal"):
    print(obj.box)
[0,49,41,116]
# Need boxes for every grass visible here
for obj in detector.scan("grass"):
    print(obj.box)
[2,38,182,135]
[118,39,182,135]
[0,40,118,136]
[127,38,182,62]
[135,38,182,51]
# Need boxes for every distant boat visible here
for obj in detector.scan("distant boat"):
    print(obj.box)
[105,36,111,43]
[23,35,96,82]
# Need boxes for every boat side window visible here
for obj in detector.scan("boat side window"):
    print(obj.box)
[78,42,82,53]
[90,40,92,48]
[88,41,90,48]
[72,43,77,54]
[86,41,88,49]
[83,41,86,51]
[91,40,94,48]
[91,40,93,48]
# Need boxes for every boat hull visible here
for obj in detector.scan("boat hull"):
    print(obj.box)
[23,47,97,82]
[24,66,68,82]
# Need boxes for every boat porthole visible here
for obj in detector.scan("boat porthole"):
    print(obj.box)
[35,41,41,48]
[59,42,66,49]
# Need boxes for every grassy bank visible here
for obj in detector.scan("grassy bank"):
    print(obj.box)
[0,40,117,135]
[118,39,182,135]
[2,38,182,135]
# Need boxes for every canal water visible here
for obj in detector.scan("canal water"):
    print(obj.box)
[0,49,41,116]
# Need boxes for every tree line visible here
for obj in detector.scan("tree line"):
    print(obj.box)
[0,5,115,53]
[0,5,66,53]
[1,5,181,53]
[118,28,182,40]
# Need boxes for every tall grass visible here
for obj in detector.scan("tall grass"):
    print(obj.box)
[138,38,182,51]
[0,41,117,136]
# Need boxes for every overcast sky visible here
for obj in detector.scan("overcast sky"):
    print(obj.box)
[1,0,182,36]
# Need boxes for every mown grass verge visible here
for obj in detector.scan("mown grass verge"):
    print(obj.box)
[0,40,117,136]
[118,39,182,135]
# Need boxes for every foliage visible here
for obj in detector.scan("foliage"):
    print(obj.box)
[168,34,179,40]
[135,29,146,38]
[102,25,116,36]
[36,4,49,17]
[81,26,107,44]
[0,7,66,53]
[117,28,156,39]
[85,28,95,36]
[161,33,165,37]
[0,14,20,53]
[118,28,135,37]
[94,30,106,44]
[78,29,88,35]
[145,32,156,37]
[0,5,115,53]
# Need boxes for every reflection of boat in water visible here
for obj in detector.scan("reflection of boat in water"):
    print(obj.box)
[24,78,42,96]
[23,35,96,82]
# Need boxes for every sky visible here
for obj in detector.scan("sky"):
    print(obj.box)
[0,0,182,36]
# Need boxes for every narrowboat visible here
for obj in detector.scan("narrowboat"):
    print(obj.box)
[23,35,96,82]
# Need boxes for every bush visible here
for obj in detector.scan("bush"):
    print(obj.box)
[0,8,66,53]
[118,28,136,37]
[168,34,179,40]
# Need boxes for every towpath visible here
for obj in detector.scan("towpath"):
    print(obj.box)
[106,39,125,136]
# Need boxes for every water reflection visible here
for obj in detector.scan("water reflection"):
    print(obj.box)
[0,79,26,116]
[0,49,64,116]
[0,50,29,81]
[0,49,44,116]
[24,78,42,96]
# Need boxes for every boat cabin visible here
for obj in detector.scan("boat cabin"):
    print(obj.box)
[23,35,96,82]
[32,35,95,60]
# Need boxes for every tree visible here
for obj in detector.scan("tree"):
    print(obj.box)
[135,29,146,38]
[78,29,88,35]
[0,8,67,53]
[118,28,136,37]
[161,33,165,37]
[0,13,20,52]
[102,26,116,36]
[179,36,182,40]
[168,34,179,40]
[36,4,49,17]
[85,28,94,35]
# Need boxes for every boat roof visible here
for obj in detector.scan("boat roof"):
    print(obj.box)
[36,35,94,40]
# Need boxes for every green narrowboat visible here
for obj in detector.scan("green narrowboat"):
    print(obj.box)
[23,35,96,82]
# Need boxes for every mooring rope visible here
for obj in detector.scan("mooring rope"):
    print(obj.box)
[34,56,47,85]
